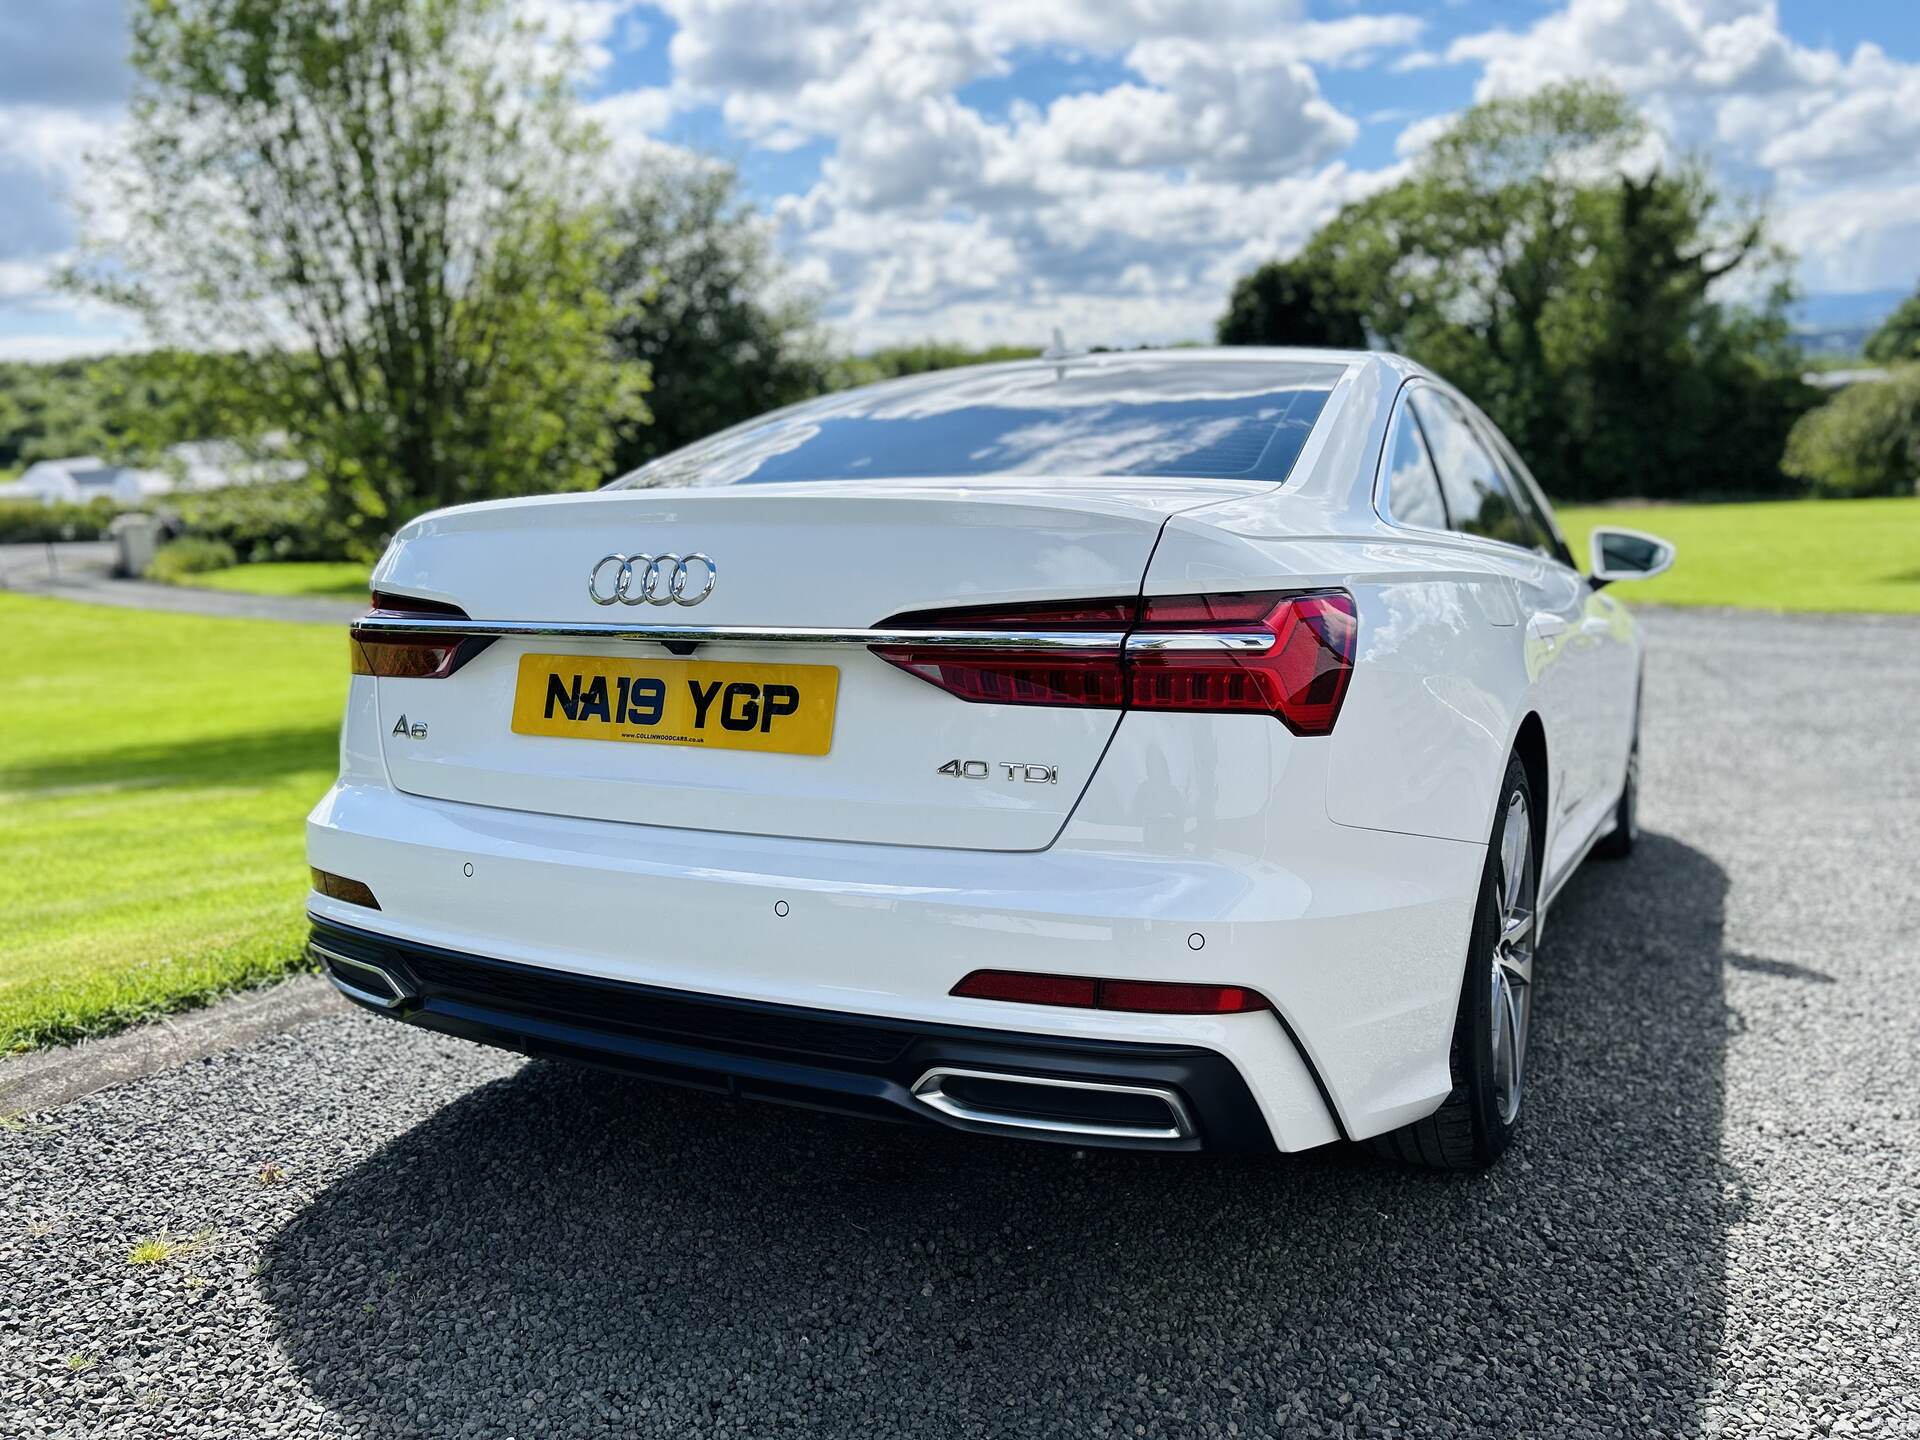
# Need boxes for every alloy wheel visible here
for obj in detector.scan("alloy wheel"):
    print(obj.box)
[1489,788,1536,1126]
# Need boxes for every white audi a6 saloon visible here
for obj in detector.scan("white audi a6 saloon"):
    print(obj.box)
[307,349,1674,1170]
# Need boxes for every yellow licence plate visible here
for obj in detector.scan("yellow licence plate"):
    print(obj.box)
[510,653,838,756]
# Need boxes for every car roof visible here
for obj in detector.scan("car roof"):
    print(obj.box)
[931,345,1421,379]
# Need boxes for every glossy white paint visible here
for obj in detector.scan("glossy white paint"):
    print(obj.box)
[310,347,1652,1149]
[373,483,1264,850]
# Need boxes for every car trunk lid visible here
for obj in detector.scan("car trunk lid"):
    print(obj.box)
[365,480,1262,850]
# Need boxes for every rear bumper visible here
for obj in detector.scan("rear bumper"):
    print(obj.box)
[307,760,1488,1149]
[309,916,1273,1152]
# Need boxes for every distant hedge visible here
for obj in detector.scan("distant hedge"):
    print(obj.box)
[166,481,352,563]
[0,497,123,544]
[146,535,239,581]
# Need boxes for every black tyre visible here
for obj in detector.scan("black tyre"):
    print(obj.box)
[1369,753,1536,1171]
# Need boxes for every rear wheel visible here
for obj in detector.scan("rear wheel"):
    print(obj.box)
[1369,754,1536,1171]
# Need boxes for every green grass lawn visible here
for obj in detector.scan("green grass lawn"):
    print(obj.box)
[1556,497,1920,614]
[0,593,344,1051]
[178,561,371,601]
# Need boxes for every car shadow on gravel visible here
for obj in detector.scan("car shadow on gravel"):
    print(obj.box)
[265,833,1737,1437]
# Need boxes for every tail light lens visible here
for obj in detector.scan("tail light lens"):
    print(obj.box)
[1130,590,1356,734]
[349,591,492,679]
[953,969,1270,1014]
[873,589,1357,735]
[871,598,1134,709]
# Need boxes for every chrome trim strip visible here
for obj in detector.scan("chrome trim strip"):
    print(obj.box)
[1124,632,1274,654]
[311,941,411,1010]
[350,615,1276,655]
[351,615,1129,651]
[909,1066,1195,1142]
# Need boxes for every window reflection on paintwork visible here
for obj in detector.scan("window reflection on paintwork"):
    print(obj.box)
[608,358,1346,488]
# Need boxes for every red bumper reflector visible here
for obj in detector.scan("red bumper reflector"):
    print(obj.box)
[952,970,1098,1008]
[1098,979,1269,1014]
[951,970,1269,1015]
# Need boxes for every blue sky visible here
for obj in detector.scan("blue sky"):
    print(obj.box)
[2,0,1917,358]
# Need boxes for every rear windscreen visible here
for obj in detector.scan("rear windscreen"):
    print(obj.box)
[608,357,1346,489]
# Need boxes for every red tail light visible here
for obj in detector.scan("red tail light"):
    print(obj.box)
[349,591,490,679]
[953,970,1270,1014]
[1130,590,1356,734]
[871,597,1134,708]
[873,589,1357,735]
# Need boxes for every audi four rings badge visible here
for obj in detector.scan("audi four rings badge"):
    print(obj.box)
[588,552,718,607]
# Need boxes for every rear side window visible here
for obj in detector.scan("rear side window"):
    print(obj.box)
[609,358,1346,488]
[1476,420,1574,569]
[1407,390,1552,556]
[1381,400,1447,530]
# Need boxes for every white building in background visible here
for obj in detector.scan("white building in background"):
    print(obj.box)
[1802,368,1890,392]
[164,438,306,492]
[0,440,305,506]
[0,456,171,507]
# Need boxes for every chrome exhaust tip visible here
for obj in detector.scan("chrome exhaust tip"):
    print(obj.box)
[311,940,414,1010]
[910,1066,1195,1142]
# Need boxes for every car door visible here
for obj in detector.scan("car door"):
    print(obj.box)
[1407,388,1598,868]
[1472,412,1639,823]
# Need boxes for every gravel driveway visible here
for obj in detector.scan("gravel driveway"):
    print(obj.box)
[4,606,1917,1439]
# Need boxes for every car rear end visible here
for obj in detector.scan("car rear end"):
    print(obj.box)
[307,353,1485,1152]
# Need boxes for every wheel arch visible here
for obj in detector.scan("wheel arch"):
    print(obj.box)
[1510,710,1549,875]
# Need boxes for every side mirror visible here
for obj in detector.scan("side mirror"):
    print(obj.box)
[1589,526,1675,588]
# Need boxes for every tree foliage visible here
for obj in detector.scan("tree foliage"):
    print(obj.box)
[69,0,644,557]
[1216,255,1367,348]
[1297,83,1814,500]
[603,163,829,473]
[1864,291,1920,364]
[1783,368,1920,498]
[0,354,216,474]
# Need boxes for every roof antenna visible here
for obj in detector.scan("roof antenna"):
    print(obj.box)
[1041,327,1080,362]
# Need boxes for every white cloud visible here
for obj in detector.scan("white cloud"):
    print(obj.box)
[585,87,686,171]
[1392,112,1456,160]
[0,103,129,354]
[1447,0,1920,193]
[0,259,57,302]
[1029,38,1358,179]
[1775,179,1920,295]
[519,0,653,77]
[4,0,1914,359]
[0,105,120,184]
[656,0,1425,344]
[1440,0,1920,293]
[0,332,142,362]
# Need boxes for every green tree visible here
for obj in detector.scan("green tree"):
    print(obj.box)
[1304,83,1813,500]
[69,0,644,558]
[603,163,828,472]
[0,354,216,472]
[1864,291,1920,364]
[1783,368,1920,498]
[1216,255,1367,348]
